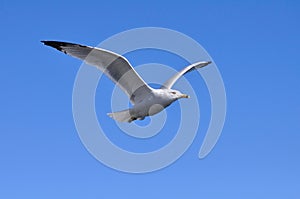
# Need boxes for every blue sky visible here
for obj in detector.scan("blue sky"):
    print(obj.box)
[1,0,300,198]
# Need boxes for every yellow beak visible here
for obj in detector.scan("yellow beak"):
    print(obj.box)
[181,94,190,98]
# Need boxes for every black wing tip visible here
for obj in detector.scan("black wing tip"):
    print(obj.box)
[41,40,89,54]
[41,40,71,52]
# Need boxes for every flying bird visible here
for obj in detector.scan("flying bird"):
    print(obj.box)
[42,41,211,122]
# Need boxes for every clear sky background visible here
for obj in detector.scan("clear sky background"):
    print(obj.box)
[1,0,300,198]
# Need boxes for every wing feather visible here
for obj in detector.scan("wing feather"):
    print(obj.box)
[42,41,152,104]
[161,61,212,89]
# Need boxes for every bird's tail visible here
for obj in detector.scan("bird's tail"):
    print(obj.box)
[107,109,133,123]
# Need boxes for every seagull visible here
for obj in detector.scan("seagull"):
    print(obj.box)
[42,41,211,122]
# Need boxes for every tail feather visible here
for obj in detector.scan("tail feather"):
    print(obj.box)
[107,109,133,123]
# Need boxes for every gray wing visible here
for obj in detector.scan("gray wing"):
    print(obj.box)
[42,41,152,104]
[161,61,212,89]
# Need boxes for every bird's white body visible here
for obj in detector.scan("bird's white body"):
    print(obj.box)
[42,40,211,122]
[109,88,188,122]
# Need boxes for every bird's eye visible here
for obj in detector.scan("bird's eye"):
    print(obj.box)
[171,91,176,94]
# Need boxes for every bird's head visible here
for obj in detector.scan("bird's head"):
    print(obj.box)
[168,89,190,100]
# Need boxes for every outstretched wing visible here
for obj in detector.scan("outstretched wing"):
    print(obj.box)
[161,61,212,89]
[42,41,152,104]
